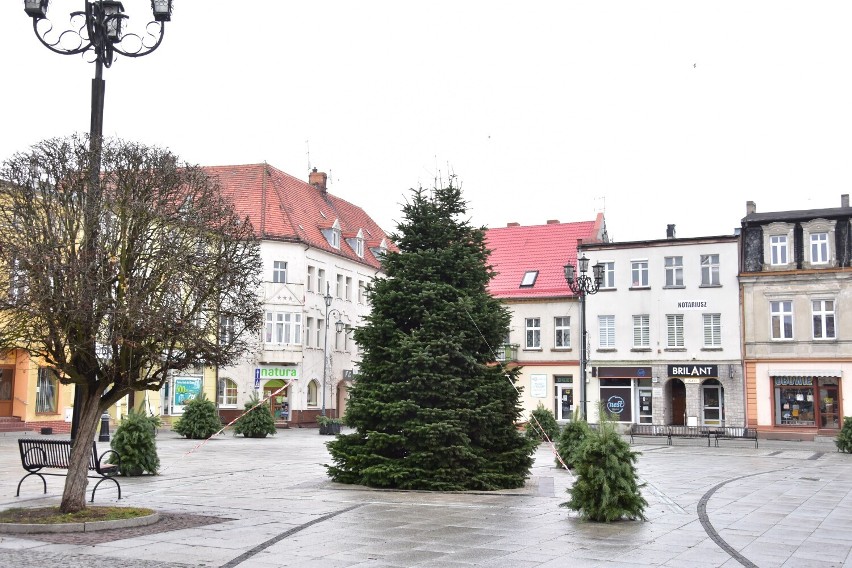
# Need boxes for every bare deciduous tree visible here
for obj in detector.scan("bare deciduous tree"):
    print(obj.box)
[0,135,263,512]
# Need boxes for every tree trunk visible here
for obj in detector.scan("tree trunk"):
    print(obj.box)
[59,389,103,513]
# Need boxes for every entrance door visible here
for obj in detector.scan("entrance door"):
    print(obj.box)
[702,381,723,426]
[637,388,653,424]
[819,382,840,429]
[555,385,574,421]
[0,368,13,417]
[670,379,686,425]
[263,380,289,421]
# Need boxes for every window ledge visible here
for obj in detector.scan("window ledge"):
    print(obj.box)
[596,348,617,353]
[551,347,573,352]
[629,286,651,291]
[701,347,723,351]
[631,347,652,352]
[598,287,617,292]
[663,285,686,290]
[664,348,687,352]
[699,284,722,288]
[523,348,543,352]
[813,338,838,342]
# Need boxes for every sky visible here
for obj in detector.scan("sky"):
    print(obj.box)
[2,1,852,242]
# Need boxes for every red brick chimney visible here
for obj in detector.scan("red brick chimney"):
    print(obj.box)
[546,219,560,224]
[507,222,520,227]
[309,168,327,192]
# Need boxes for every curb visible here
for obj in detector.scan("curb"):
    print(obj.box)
[0,511,159,534]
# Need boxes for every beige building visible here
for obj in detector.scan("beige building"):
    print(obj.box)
[740,196,852,440]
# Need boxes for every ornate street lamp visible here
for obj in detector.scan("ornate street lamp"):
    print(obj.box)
[564,253,604,420]
[322,285,348,418]
[23,0,174,440]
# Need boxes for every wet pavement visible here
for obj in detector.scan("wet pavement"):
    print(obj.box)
[0,427,849,567]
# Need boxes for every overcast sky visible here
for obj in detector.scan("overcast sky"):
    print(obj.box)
[3,1,851,242]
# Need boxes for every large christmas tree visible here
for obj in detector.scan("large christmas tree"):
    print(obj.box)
[326,183,533,490]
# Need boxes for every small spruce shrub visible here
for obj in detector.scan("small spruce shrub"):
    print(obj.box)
[109,410,160,476]
[561,413,647,522]
[173,393,222,439]
[836,416,852,453]
[554,409,590,469]
[525,403,560,444]
[233,395,277,438]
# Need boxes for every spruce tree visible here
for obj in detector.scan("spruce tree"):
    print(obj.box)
[326,183,533,490]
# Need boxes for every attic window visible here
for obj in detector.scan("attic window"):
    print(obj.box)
[520,271,538,287]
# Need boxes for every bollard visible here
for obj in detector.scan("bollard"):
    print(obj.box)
[98,411,111,442]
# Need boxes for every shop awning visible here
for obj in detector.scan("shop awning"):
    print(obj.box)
[769,369,841,377]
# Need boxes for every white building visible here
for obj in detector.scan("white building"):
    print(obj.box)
[580,227,744,427]
[159,165,391,426]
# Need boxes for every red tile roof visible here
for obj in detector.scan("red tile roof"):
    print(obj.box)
[485,214,606,299]
[204,163,393,270]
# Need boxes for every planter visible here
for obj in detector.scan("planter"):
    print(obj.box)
[319,423,341,435]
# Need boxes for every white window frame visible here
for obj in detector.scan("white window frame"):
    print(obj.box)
[666,314,684,348]
[307,380,319,406]
[317,269,326,294]
[703,313,721,347]
[305,317,314,348]
[700,254,720,286]
[632,314,650,347]
[631,260,649,288]
[810,233,829,265]
[307,266,315,292]
[264,311,302,345]
[599,315,615,348]
[218,377,238,407]
[336,274,344,299]
[358,280,365,303]
[316,318,324,348]
[554,316,571,348]
[802,218,837,268]
[770,300,794,340]
[763,222,795,269]
[345,276,352,301]
[600,261,615,289]
[812,299,836,340]
[525,318,541,349]
[273,261,287,284]
[664,256,683,287]
[770,235,788,266]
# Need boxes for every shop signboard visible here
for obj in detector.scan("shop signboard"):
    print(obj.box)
[668,364,718,378]
[530,374,547,398]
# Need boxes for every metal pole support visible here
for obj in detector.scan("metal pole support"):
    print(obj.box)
[98,411,111,442]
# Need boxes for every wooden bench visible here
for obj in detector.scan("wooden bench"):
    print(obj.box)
[711,427,758,448]
[629,424,672,445]
[669,425,713,446]
[17,439,122,502]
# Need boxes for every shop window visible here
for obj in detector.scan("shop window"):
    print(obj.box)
[600,378,633,422]
[772,376,839,428]
[36,367,58,414]
[218,377,237,407]
[307,380,319,407]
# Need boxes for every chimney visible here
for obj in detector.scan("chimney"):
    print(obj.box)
[746,201,756,215]
[842,194,849,208]
[507,222,520,227]
[546,219,560,224]
[666,224,676,239]
[309,167,327,192]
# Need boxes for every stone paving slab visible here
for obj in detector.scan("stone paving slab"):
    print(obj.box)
[0,429,850,567]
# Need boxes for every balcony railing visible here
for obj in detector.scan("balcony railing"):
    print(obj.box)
[495,343,519,362]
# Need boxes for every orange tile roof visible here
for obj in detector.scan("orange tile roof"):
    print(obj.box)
[485,214,606,299]
[204,163,393,270]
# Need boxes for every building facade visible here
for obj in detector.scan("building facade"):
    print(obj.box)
[740,196,852,440]
[580,227,744,427]
[485,215,607,422]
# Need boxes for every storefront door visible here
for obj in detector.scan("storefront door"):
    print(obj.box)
[819,382,840,429]
[670,379,686,425]
[637,388,653,424]
[0,368,13,417]
[702,381,723,426]
[263,380,290,421]
[556,384,574,421]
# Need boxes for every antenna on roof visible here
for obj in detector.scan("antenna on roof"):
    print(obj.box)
[328,168,332,186]
[306,140,311,173]
[594,195,606,214]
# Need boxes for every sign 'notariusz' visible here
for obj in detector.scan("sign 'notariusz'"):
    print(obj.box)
[677,301,708,310]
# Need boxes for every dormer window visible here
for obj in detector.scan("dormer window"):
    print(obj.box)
[345,229,365,258]
[331,229,340,249]
[321,219,342,250]
[802,218,837,268]
[520,270,538,287]
[762,222,795,270]
[370,238,389,261]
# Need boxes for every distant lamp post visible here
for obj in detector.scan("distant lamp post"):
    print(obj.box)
[23,0,174,441]
[322,285,347,418]
[564,253,604,420]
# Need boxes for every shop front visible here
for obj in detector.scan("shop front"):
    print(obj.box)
[771,373,841,431]
[256,365,298,424]
[596,367,653,424]
[666,364,730,427]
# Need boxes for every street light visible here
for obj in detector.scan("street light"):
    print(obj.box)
[322,285,347,418]
[564,253,604,421]
[23,0,174,440]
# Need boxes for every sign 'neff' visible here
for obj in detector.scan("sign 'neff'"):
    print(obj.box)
[606,395,626,414]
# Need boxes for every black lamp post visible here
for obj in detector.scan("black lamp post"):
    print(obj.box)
[563,253,604,421]
[23,0,173,441]
[322,285,346,418]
